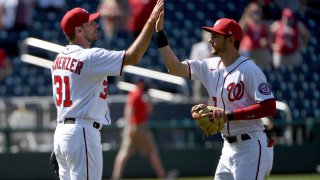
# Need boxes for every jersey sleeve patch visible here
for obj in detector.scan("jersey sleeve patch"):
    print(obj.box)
[258,83,271,95]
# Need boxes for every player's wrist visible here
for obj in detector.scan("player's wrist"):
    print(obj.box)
[156,30,169,48]
[226,111,234,121]
[147,18,157,26]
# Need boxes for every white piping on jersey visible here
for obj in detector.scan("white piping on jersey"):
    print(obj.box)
[218,58,250,136]
[105,111,111,124]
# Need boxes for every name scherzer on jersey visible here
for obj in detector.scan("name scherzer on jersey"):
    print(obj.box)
[187,56,274,136]
[51,45,125,125]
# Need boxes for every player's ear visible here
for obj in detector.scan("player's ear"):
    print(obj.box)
[75,27,82,34]
[227,37,235,46]
[229,37,234,43]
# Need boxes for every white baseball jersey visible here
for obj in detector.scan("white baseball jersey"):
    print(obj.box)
[187,56,274,136]
[51,44,125,125]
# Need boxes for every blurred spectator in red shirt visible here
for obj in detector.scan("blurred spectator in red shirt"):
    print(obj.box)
[270,8,310,69]
[274,0,308,17]
[112,79,167,180]
[0,0,34,32]
[0,48,12,81]
[98,0,130,47]
[127,0,156,38]
[0,0,34,56]
[252,0,273,19]
[36,0,65,12]
[239,2,272,67]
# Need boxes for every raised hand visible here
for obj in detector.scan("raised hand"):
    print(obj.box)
[156,9,164,32]
[148,0,164,25]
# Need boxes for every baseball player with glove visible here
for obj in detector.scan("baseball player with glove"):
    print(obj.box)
[52,1,163,179]
[155,6,276,180]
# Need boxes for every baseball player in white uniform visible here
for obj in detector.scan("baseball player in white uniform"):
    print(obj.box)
[155,7,276,180]
[52,2,164,179]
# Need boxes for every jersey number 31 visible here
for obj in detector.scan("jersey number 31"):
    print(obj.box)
[54,76,109,107]
[54,76,72,107]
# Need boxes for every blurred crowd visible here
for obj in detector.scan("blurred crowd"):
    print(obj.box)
[0,0,317,79]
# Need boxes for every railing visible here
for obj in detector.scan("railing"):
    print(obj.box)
[0,97,315,153]
[118,65,189,98]
[0,97,56,153]
[275,101,293,145]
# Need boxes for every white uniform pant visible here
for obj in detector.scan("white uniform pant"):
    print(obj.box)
[54,119,103,180]
[215,131,273,180]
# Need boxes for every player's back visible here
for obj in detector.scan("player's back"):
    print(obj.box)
[51,44,125,124]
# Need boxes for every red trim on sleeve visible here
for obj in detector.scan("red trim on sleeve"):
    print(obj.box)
[120,51,126,76]
[233,99,276,120]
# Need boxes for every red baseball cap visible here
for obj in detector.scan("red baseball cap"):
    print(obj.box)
[202,18,243,42]
[61,7,100,36]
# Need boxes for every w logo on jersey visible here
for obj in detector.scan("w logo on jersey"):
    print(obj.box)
[226,81,244,102]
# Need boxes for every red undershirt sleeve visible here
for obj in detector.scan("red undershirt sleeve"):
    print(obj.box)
[231,99,276,120]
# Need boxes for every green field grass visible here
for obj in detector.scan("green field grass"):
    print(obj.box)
[268,174,320,180]
[127,173,320,180]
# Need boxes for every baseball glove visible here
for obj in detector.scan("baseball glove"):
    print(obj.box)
[191,104,225,137]
[50,150,59,179]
